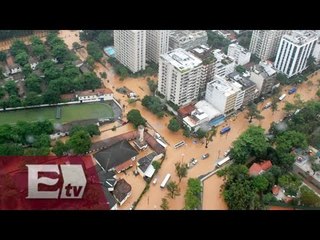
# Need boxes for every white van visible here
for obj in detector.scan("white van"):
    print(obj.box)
[153,178,158,185]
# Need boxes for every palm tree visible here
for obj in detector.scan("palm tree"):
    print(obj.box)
[205,127,217,148]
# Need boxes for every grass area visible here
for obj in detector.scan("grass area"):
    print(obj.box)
[0,102,114,125]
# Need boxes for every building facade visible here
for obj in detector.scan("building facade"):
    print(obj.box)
[146,30,170,64]
[213,49,236,78]
[114,30,146,73]
[274,30,317,78]
[169,30,208,51]
[189,45,216,97]
[227,43,251,65]
[158,48,202,106]
[205,76,241,115]
[249,61,278,96]
[249,30,289,61]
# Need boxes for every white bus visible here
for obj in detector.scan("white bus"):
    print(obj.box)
[279,94,286,101]
[160,174,171,188]
[174,141,185,149]
[156,138,168,148]
[215,156,232,168]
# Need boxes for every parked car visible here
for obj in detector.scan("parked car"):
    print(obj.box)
[153,178,158,185]
[192,159,198,165]
[202,153,209,159]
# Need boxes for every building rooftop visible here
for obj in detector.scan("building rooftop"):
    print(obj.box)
[228,43,250,55]
[283,30,318,45]
[249,160,273,176]
[170,30,207,44]
[137,152,158,173]
[77,88,113,97]
[195,100,222,120]
[189,45,216,63]
[178,103,196,118]
[113,179,132,203]
[161,48,202,72]
[213,49,235,65]
[228,72,256,89]
[93,140,138,172]
[207,76,241,97]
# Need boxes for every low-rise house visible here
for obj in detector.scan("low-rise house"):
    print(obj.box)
[29,57,39,70]
[77,88,113,102]
[93,140,139,173]
[80,63,91,74]
[73,60,84,68]
[113,179,132,206]
[249,160,272,176]
[9,63,22,74]
[137,152,163,178]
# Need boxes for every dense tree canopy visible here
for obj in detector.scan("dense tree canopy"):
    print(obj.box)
[184,178,202,210]
[168,118,180,132]
[127,109,146,128]
[141,95,165,117]
[67,130,91,154]
[230,126,270,164]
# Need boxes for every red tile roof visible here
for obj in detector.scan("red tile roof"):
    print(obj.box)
[249,160,273,176]
[260,160,272,171]
[115,159,134,173]
[178,104,195,118]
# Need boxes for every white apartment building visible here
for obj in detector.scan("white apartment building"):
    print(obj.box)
[114,30,146,73]
[274,30,317,78]
[146,30,170,64]
[227,43,251,65]
[205,76,242,115]
[250,61,278,96]
[249,30,289,61]
[169,30,208,51]
[158,48,202,106]
[213,49,235,77]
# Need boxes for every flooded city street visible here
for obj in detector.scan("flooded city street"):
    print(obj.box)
[59,31,320,210]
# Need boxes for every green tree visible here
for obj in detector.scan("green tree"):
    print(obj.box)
[0,143,24,156]
[236,65,246,73]
[0,51,7,61]
[43,89,61,104]
[252,175,269,199]
[299,185,320,207]
[271,95,278,115]
[160,198,169,210]
[87,41,103,61]
[4,80,18,96]
[183,128,191,138]
[52,44,69,62]
[52,140,69,157]
[166,181,180,199]
[175,162,188,183]
[184,178,202,210]
[168,118,180,132]
[33,134,51,148]
[207,31,230,49]
[230,126,270,164]
[10,40,27,56]
[100,72,107,79]
[147,79,157,94]
[276,73,289,85]
[25,74,42,93]
[141,95,165,117]
[311,162,320,175]
[275,131,308,154]
[317,89,320,98]
[22,64,32,77]
[278,173,302,196]
[127,109,146,128]
[80,72,101,90]
[67,130,92,154]
[246,103,264,123]
[152,161,161,170]
[96,31,113,47]
[7,95,22,107]
[23,92,43,106]
[250,54,261,64]
[205,127,217,148]
[86,56,95,67]
[195,129,206,139]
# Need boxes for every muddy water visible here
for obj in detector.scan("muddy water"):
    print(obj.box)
[58,32,320,210]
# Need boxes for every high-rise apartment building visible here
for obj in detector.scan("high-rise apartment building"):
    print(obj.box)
[146,30,170,64]
[274,30,317,78]
[114,30,146,73]
[249,30,289,61]
[158,48,202,106]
